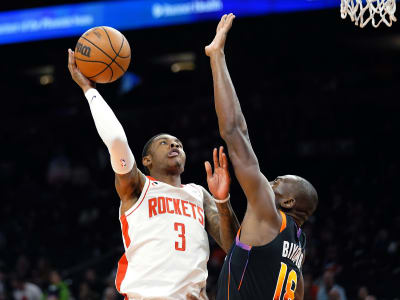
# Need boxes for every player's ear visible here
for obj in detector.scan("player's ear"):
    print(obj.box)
[280,198,296,209]
[142,155,152,169]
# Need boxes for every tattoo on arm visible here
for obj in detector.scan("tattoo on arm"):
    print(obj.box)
[203,193,222,246]
[203,188,240,253]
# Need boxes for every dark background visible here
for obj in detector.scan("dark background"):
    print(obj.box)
[1,1,400,300]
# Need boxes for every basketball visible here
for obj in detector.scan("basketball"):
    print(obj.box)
[74,26,131,84]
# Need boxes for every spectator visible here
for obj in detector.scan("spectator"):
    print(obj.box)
[32,258,51,291]
[357,286,378,300]
[11,274,42,300]
[304,272,318,300]
[102,272,119,300]
[358,286,369,300]
[83,269,103,295]
[317,270,347,300]
[78,282,98,300]
[102,286,118,300]
[42,270,70,300]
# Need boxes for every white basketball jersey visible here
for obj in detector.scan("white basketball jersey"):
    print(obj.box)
[115,176,210,300]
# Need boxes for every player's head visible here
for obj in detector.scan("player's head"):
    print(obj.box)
[142,133,186,176]
[269,175,318,226]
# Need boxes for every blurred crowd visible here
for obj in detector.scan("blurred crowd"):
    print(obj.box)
[1,12,400,300]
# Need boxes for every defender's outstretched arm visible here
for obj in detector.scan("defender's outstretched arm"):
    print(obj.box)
[205,15,280,224]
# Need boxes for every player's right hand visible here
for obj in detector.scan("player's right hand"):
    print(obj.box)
[205,146,231,201]
[67,48,95,93]
[205,13,235,57]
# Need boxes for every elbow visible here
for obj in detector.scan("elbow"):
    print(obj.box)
[218,117,236,138]
[109,136,128,152]
[239,119,248,136]
[220,127,234,141]
[219,110,248,139]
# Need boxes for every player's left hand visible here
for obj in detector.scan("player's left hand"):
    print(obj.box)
[205,146,231,201]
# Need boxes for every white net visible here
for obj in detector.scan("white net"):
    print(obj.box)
[340,0,397,28]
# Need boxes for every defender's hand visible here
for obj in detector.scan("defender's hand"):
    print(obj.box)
[205,13,235,57]
[67,48,95,93]
[205,146,231,201]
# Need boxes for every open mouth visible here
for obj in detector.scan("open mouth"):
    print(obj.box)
[168,149,180,158]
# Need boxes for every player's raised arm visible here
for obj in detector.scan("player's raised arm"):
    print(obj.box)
[205,15,280,226]
[68,49,145,209]
[203,146,240,252]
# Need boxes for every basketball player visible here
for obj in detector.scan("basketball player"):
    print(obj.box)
[67,49,239,300]
[205,14,318,299]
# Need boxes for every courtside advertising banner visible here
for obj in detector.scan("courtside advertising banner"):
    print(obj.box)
[0,0,338,45]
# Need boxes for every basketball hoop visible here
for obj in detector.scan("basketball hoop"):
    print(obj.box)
[340,0,397,28]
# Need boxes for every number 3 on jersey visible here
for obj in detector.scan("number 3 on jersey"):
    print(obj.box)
[174,222,186,251]
[273,262,297,300]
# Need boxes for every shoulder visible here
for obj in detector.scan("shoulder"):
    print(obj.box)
[186,185,216,210]
[186,183,208,197]
[199,185,214,203]
[187,182,204,190]
[145,176,159,186]
[191,184,210,195]
[145,175,157,183]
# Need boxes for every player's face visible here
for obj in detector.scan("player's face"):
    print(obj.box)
[149,134,186,174]
[269,176,292,204]
[270,175,315,223]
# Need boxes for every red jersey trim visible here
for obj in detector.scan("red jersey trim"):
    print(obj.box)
[115,254,128,293]
[124,177,151,217]
[120,214,131,248]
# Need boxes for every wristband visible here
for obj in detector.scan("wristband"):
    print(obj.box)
[213,194,230,204]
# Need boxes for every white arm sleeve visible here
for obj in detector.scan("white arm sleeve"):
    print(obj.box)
[85,88,135,174]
